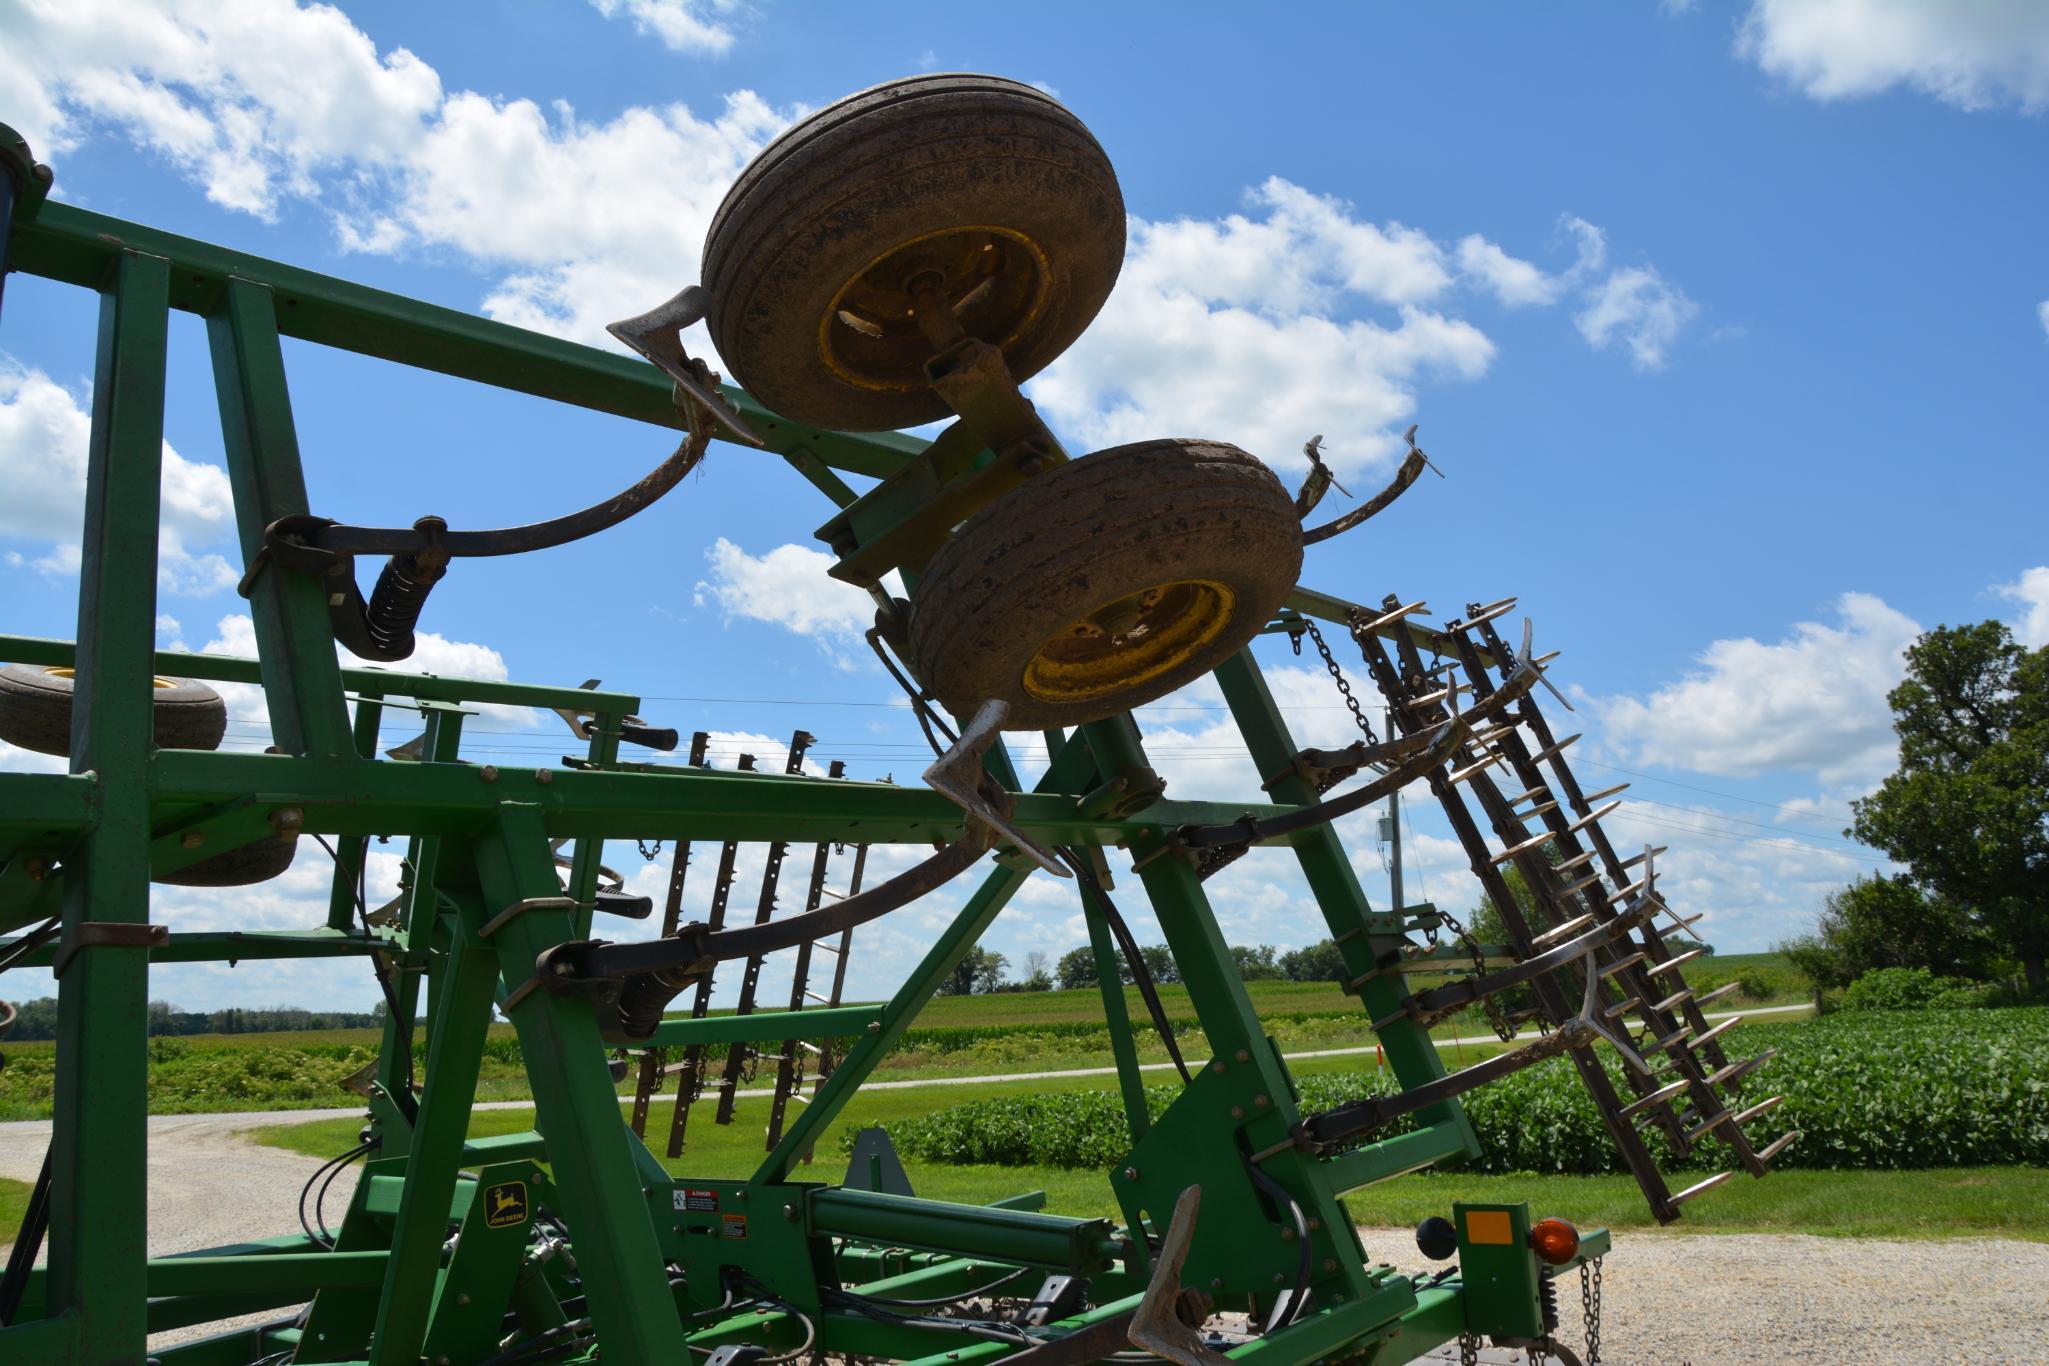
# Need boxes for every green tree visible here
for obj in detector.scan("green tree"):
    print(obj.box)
[1789,874,1997,987]
[1464,866,1540,945]
[1056,946,1099,990]
[1016,950,1053,991]
[1138,944,1180,985]
[1278,938,1348,983]
[1849,622,2049,995]
[1231,944,1284,981]
[938,946,1008,996]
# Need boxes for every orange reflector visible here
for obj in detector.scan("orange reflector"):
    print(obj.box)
[1530,1216,1580,1265]
[1463,1210,1513,1245]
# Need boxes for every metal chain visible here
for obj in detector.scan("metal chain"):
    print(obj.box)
[1581,1256,1602,1365]
[1431,901,1517,1043]
[1459,1331,1480,1366]
[1303,619,1377,743]
[637,838,664,861]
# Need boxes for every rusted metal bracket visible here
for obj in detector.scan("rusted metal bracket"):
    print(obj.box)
[923,698,1068,877]
[1128,1186,1233,1366]
[606,285,763,447]
[1300,425,1442,546]
[51,921,169,978]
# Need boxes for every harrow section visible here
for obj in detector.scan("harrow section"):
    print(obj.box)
[619,732,875,1157]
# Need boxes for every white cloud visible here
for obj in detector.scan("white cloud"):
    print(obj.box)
[694,538,876,655]
[1574,264,1700,371]
[0,1,787,343]
[2038,298,2049,337]
[0,0,444,219]
[1735,0,2049,114]
[589,0,739,56]
[1456,236,1563,307]
[1996,565,2049,646]
[1589,592,1921,787]
[1028,187,1690,473]
[380,90,786,343]
[1030,178,1493,476]
[0,365,238,596]
[172,612,539,741]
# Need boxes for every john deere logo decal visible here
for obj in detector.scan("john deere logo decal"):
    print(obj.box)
[484,1181,529,1229]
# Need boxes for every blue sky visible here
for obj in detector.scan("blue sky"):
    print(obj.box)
[1,1,2045,1013]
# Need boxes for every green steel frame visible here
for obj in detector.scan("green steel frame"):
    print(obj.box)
[0,156,1602,1364]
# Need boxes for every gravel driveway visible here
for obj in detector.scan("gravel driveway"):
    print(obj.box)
[4,1113,2045,1361]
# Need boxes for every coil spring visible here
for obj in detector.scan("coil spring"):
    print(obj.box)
[363,552,444,660]
[1539,1272,1559,1333]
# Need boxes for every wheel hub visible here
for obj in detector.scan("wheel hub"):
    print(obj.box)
[820,226,1050,392]
[1021,579,1238,706]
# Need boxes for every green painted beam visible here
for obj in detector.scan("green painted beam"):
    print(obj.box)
[148,1252,389,1298]
[645,1003,881,1048]
[9,199,926,482]
[0,633,642,714]
[808,1188,1124,1275]
[145,747,1295,847]
[0,772,95,834]
[1283,586,1499,667]
[46,245,170,1363]
[0,927,392,968]
[1320,1122,1473,1194]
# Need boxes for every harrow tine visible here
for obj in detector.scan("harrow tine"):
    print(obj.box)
[1707,1049,1778,1089]
[1454,597,1518,629]
[1644,948,1706,977]
[1687,1016,1743,1050]
[1756,1131,1801,1163]
[1683,1107,1734,1144]
[1554,871,1603,899]
[1532,913,1595,946]
[1731,1094,1785,1127]
[1551,849,1598,874]
[1448,751,1505,785]
[1360,598,1430,634]
[1640,1024,1693,1056]
[1669,1171,1737,1206]
[1694,982,1743,1009]
[1619,1078,1689,1118]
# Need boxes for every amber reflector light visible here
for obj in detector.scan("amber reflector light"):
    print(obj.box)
[1530,1217,1579,1265]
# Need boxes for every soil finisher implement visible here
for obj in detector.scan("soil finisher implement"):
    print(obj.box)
[0,76,1792,1365]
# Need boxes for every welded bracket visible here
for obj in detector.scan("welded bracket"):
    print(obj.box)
[606,285,763,447]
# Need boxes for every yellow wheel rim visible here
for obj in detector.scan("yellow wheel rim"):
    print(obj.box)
[45,667,177,689]
[819,225,1050,393]
[1022,580,1237,706]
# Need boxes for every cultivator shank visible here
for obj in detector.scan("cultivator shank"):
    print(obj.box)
[0,74,1788,1365]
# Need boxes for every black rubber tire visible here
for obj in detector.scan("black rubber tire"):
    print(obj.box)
[0,664,228,757]
[702,73,1124,432]
[156,834,299,888]
[907,439,1303,731]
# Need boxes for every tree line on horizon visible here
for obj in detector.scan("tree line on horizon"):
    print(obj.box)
[4,999,387,1042]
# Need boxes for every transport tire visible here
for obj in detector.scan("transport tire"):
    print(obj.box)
[702,73,1124,431]
[907,438,1303,731]
[0,663,228,756]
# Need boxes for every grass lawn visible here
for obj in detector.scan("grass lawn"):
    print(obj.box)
[1341,1167,2049,1242]
[252,1052,2044,1244]
[0,1175,26,1249]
